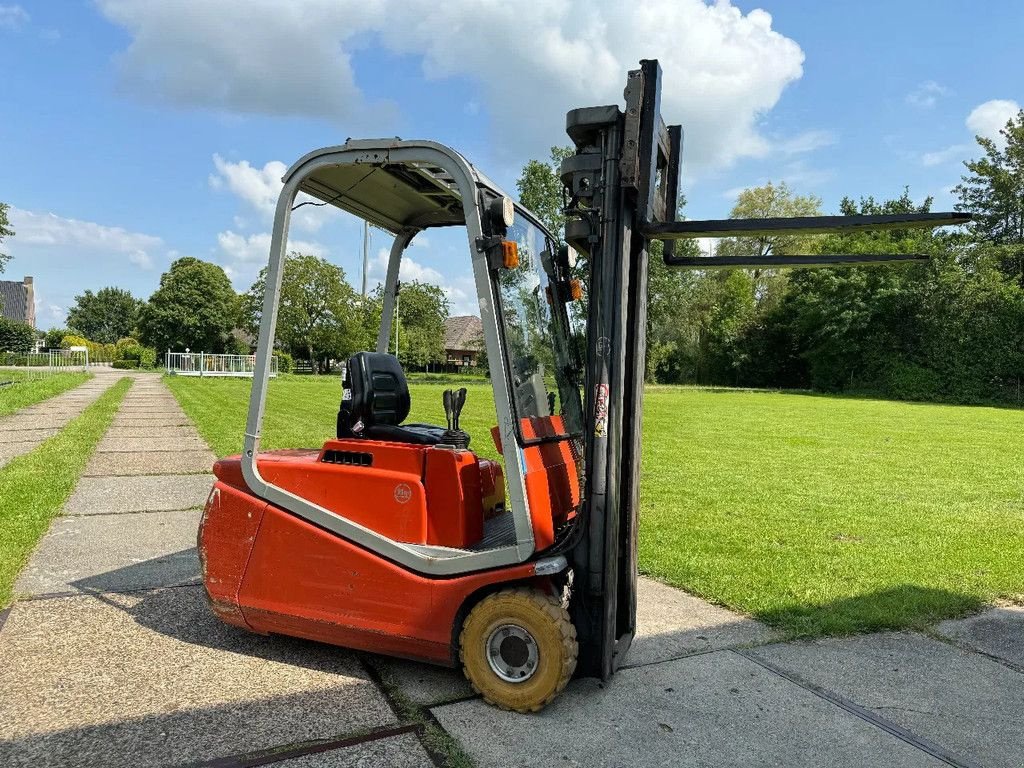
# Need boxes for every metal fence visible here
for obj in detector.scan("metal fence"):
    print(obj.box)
[50,348,90,371]
[166,352,278,378]
[0,348,90,385]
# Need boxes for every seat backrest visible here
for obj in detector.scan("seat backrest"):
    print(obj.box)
[337,352,411,438]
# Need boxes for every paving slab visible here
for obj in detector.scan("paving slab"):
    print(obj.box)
[113,415,193,426]
[0,416,81,430]
[117,403,185,415]
[0,587,395,768]
[117,400,183,408]
[14,407,90,417]
[627,577,781,667]
[0,376,121,469]
[277,733,433,767]
[117,399,184,406]
[65,473,213,515]
[0,428,58,442]
[96,435,210,452]
[0,442,34,464]
[106,425,202,439]
[14,509,202,596]
[115,408,187,416]
[750,632,1024,768]
[84,449,215,476]
[934,605,1024,668]
[432,650,942,768]
[373,656,473,706]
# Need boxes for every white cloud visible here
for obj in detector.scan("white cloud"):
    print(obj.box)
[210,154,332,232]
[98,0,806,172]
[721,161,832,201]
[8,207,162,270]
[367,247,476,315]
[905,81,947,109]
[127,250,153,269]
[0,4,29,29]
[210,154,285,215]
[921,144,970,167]
[216,230,327,288]
[920,99,1021,167]
[31,287,66,328]
[40,301,64,325]
[775,130,835,156]
[966,99,1020,149]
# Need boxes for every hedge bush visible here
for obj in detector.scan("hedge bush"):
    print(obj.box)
[0,319,35,353]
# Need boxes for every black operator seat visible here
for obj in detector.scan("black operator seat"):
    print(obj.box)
[336,352,448,446]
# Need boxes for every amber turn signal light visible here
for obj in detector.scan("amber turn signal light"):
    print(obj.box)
[501,240,519,269]
[569,278,583,301]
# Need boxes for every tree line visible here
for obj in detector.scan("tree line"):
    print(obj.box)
[4,107,1022,399]
[0,247,449,374]
[518,109,1024,405]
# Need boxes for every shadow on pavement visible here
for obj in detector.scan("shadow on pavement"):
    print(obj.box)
[68,555,364,675]
[0,682,393,768]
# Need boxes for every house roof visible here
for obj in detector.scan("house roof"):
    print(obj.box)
[0,280,27,324]
[444,315,483,350]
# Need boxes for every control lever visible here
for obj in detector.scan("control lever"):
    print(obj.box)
[441,388,470,449]
[453,387,467,430]
[443,389,453,430]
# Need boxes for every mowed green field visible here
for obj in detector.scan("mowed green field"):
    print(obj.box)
[0,372,90,417]
[166,374,1024,636]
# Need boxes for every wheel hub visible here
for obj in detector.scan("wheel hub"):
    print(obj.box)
[486,624,539,683]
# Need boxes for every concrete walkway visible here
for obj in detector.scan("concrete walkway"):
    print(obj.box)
[0,376,1020,766]
[0,374,120,469]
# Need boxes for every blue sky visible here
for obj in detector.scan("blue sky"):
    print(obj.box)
[1,0,1020,330]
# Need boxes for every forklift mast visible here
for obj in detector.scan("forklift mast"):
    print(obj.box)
[561,60,970,679]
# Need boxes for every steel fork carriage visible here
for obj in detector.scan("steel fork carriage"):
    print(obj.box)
[557,59,968,678]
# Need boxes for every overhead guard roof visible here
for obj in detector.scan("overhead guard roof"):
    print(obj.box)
[285,139,481,233]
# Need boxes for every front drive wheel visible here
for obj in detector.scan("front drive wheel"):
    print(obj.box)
[459,587,577,713]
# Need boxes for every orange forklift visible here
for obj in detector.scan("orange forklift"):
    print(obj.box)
[199,60,968,712]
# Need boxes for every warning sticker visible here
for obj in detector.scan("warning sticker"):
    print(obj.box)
[595,383,609,437]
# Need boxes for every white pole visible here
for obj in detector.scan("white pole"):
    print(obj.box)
[364,221,370,297]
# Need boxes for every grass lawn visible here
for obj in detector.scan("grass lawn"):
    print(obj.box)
[0,377,131,606]
[0,372,91,417]
[166,374,1024,637]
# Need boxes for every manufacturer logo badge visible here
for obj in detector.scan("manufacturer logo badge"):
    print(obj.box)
[394,483,412,504]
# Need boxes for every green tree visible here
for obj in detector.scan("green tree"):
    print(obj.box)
[138,257,238,353]
[955,108,1024,283]
[0,202,13,275]
[745,190,1020,399]
[66,287,143,344]
[43,328,68,348]
[645,230,702,382]
[716,181,823,309]
[0,318,35,353]
[717,182,824,259]
[370,280,449,369]
[243,253,360,373]
[515,147,574,241]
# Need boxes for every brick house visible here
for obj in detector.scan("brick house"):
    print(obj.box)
[0,276,35,328]
[444,315,483,367]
